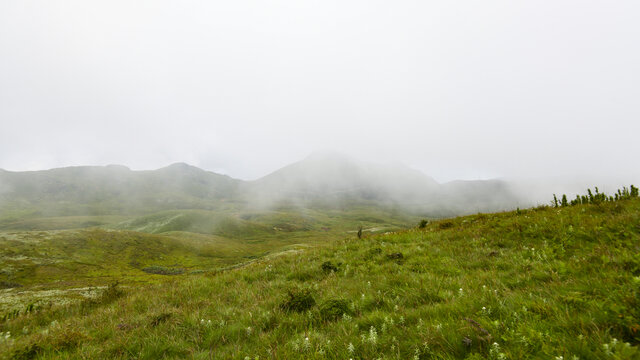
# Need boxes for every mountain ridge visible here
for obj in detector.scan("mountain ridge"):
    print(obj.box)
[0,155,525,217]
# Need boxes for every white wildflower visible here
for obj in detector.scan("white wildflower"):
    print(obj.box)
[368,326,378,344]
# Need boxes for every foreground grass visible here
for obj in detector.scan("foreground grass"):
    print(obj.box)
[1,199,639,359]
[0,206,415,315]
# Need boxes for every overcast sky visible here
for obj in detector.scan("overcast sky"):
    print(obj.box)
[1,1,639,182]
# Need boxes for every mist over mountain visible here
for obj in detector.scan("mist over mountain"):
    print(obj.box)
[244,152,438,204]
[0,153,526,218]
[0,163,240,216]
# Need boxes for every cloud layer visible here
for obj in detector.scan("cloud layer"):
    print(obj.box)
[1,1,639,182]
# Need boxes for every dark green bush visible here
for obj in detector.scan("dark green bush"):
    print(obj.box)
[321,261,338,273]
[386,252,404,264]
[418,219,429,229]
[280,288,316,312]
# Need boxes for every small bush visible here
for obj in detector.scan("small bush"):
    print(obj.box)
[418,219,429,229]
[10,342,42,360]
[321,261,338,273]
[319,299,353,321]
[280,288,316,312]
[386,252,404,264]
[142,266,185,275]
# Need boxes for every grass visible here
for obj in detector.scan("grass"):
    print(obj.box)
[1,199,639,358]
[0,206,416,317]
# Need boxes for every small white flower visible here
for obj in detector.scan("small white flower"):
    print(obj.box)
[368,326,378,344]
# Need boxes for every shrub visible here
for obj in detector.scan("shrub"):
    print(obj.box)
[386,252,404,264]
[418,219,429,229]
[280,288,316,312]
[319,299,353,321]
[321,261,338,273]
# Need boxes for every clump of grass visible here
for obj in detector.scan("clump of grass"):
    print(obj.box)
[0,281,22,289]
[10,326,88,360]
[81,282,124,310]
[321,261,338,273]
[280,288,316,312]
[438,221,454,229]
[141,266,185,275]
[319,299,353,321]
[386,252,404,264]
[364,247,382,260]
[150,312,172,327]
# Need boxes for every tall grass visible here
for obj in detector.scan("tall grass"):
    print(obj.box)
[1,198,639,359]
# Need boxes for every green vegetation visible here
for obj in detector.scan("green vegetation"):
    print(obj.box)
[554,185,639,207]
[0,205,415,318]
[1,193,639,358]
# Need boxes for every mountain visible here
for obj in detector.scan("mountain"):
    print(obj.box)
[0,163,240,216]
[245,153,522,215]
[244,152,440,206]
[0,154,525,218]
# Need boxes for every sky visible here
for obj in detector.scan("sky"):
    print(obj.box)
[1,0,639,183]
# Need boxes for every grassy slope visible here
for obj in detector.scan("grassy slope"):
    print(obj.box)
[0,207,415,315]
[1,199,640,359]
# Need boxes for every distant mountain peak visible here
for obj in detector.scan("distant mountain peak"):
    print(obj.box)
[105,164,131,171]
[161,162,202,172]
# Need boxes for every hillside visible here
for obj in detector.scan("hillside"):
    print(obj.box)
[0,164,241,217]
[0,155,526,222]
[1,196,638,359]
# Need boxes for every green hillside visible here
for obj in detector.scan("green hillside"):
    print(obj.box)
[1,196,639,359]
[0,206,416,318]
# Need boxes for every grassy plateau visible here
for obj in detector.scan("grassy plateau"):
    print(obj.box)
[1,197,639,359]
